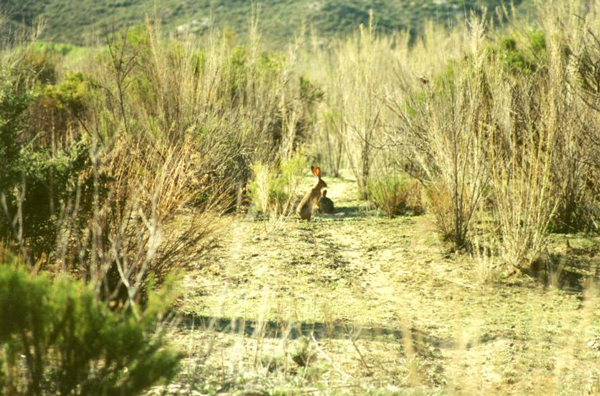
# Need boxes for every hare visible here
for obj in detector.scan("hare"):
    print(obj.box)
[317,190,335,214]
[296,166,327,220]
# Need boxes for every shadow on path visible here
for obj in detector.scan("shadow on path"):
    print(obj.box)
[180,314,456,349]
[316,205,378,220]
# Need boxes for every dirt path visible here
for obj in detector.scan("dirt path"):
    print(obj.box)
[181,175,479,342]
[167,175,600,394]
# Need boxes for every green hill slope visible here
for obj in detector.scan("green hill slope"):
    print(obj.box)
[4,0,530,45]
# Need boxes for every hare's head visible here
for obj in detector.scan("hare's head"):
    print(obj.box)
[311,166,327,190]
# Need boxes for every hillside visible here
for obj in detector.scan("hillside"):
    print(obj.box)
[3,0,530,45]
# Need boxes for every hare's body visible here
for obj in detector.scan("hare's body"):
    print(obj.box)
[296,166,327,221]
[318,190,335,214]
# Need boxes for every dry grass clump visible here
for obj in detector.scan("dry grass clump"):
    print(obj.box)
[424,181,462,243]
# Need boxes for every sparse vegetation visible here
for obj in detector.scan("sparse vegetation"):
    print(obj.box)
[4,0,600,395]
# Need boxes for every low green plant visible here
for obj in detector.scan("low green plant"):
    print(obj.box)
[486,32,544,75]
[247,155,307,216]
[367,174,424,218]
[0,257,182,396]
[290,336,315,368]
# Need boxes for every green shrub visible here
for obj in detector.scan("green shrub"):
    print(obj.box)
[14,141,97,260]
[527,29,546,55]
[0,54,95,264]
[0,259,181,396]
[487,34,536,74]
[247,155,307,216]
[0,70,96,260]
[367,174,424,218]
[42,72,90,115]
[0,70,34,195]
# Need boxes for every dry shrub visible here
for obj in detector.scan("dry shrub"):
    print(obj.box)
[487,74,562,269]
[49,134,223,303]
[423,181,474,244]
[314,109,345,178]
[564,3,600,233]
[389,16,492,248]
[90,19,313,205]
[424,182,455,242]
[38,24,239,302]
[0,13,322,303]
[316,22,398,199]
[384,4,600,264]
[485,2,600,269]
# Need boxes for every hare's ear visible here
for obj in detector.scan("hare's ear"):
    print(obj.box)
[314,167,322,178]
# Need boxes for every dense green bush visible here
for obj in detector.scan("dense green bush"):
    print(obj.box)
[486,31,546,75]
[0,70,33,195]
[0,258,181,396]
[0,65,96,262]
[42,72,90,115]
[17,142,96,259]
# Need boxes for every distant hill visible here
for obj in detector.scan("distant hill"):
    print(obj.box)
[3,0,532,46]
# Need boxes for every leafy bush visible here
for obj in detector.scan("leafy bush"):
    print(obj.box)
[0,69,34,195]
[486,32,545,75]
[367,174,424,218]
[12,142,95,261]
[42,72,90,115]
[0,259,182,395]
[0,47,96,265]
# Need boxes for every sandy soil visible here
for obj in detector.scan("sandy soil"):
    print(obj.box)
[157,174,600,395]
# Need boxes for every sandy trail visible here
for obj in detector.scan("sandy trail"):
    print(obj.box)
[169,175,600,393]
[181,174,464,343]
